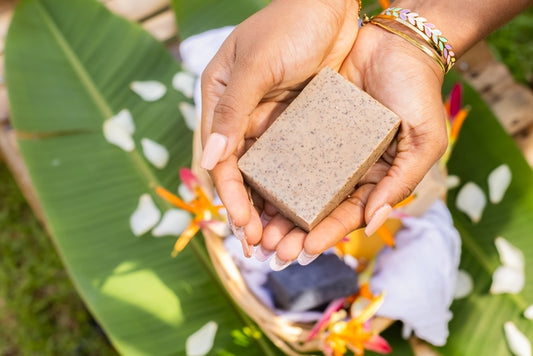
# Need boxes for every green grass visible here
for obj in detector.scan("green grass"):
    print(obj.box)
[0,162,117,356]
[488,5,533,86]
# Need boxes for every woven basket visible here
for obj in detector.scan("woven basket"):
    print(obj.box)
[190,128,401,355]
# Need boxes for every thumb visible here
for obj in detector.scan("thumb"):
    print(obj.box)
[200,58,271,170]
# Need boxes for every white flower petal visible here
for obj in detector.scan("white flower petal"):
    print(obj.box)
[453,269,473,299]
[490,265,525,294]
[446,175,461,189]
[103,117,135,152]
[524,305,533,320]
[186,321,218,356]
[172,71,196,98]
[141,138,169,169]
[455,182,486,223]
[130,194,161,236]
[504,321,532,356]
[488,164,512,204]
[495,236,525,271]
[179,102,197,131]
[152,209,191,237]
[178,183,195,203]
[112,109,135,134]
[130,80,167,102]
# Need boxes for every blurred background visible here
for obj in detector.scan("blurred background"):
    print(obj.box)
[0,1,532,355]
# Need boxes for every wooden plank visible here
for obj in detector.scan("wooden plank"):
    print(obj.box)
[141,9,177,42]
[0,54,8,124]
[105,0,170,21]
[456,41,533,135]
[0,8,14,55]
[514,124,533,168]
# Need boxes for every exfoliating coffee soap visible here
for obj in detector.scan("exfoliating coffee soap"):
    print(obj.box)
[238,67,400,231]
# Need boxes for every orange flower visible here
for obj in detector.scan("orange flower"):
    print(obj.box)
[156,168,226,257]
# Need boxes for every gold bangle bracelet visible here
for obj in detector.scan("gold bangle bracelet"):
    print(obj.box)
[369,18,446,74]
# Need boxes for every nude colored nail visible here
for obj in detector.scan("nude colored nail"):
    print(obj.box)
[260,211,273,227]
[297,250,320,266]
[255,245,274,262]
[200,133,227,170]
[241,239,253,258]
[365,204,392,237]
[227,215,246,241]
[269,255,292,271]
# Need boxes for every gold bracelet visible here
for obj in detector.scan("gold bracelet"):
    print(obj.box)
[368,17,446,74]
[377,7,456,72]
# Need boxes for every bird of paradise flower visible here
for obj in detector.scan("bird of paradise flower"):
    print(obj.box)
[155,168,227,257]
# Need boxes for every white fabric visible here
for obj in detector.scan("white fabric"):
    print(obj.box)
[370,200,461,346]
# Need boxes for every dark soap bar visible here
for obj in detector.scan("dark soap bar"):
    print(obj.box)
[266,254,358,312]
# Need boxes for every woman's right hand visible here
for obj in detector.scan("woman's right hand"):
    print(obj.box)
[200,0,360,252]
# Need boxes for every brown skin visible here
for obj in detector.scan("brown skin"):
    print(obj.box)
[201,0,533,262]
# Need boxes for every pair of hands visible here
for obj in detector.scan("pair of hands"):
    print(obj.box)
[200,0,447,269]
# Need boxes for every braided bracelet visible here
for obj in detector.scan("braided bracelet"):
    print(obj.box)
[367,7,456,73]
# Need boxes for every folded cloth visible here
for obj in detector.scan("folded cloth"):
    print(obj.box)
[370,199,461,346]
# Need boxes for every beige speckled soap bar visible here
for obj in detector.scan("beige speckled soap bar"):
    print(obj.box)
[238,67,401,231]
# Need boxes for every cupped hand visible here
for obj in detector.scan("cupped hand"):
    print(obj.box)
[200,0,360,252]
[260,22,449,268]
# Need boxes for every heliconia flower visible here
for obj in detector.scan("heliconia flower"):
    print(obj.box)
[130,80,167,102]
[455,182,486,223]
[129,194,161,236]
[307,298,346,342]
[155,168,227,256]
[504,321,531,356]
[172,71,196,98]
[441,82,469,166]
[141,138,169,169]
[488,164,512,204]
[186,321,218,356]
[322,290,390,356]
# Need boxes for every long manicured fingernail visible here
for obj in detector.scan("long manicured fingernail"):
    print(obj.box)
[260,211,273,227]
[241,239,253,258]
[297,250,320,266]
[269,255,291,271]
[200,133,227,170]
[365,204,392,237]
[255,245,274,262]
[227,215,246,241]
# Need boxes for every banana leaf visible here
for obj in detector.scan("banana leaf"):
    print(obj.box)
[440,73,533,354]
[172,0,268,39]
[5,0,282,354]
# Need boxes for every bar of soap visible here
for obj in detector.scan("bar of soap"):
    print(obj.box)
[238,67,400,231]
[266,254,358,312]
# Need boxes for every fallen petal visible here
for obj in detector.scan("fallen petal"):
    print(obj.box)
[179,102,197,130]
[456,182,486,223]
[488,164,512,204]
[524,305,533,320]
[103,110,135,152]
[130,194,161,236]
[130,80,167,102]
[504,321,531,356]
[495,236,525,271]
[141,138,169,169]
[490,265,525,295]
[446,175,461,189]
[453,269,474,299]
[178,183,195,203]
[172,71,196,98]
[186,321,218,356]
[152,209,191,237]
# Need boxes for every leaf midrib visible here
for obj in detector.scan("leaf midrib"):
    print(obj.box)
[34,2,279,354]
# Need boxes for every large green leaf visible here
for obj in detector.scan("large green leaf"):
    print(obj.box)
[172,0,268,39]
[5,0,281,355]
[440,73,533,354]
